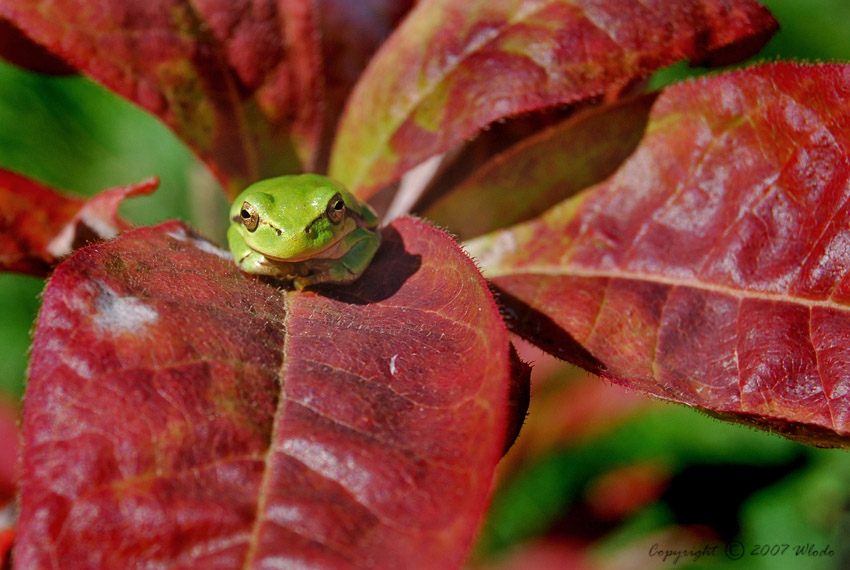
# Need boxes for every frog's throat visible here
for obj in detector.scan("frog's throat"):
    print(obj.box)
[250,234,347,263]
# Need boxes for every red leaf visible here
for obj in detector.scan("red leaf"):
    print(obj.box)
[19,218,517,568]
[0,398,17,508]
[330,0,778,197]
[0,530,13,570]
[0,1,322,196]
[469,62,850,447]
[0,169,157,277]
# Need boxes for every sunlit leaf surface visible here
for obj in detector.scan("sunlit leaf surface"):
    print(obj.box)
[470,62,850,447]
[18,218,517,569]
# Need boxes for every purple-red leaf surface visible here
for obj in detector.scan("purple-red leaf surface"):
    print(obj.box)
[0,170,157,276]
[19,218,516,569]
[0,0,322,197]
[468,62,850,447]
[330,0,778,197]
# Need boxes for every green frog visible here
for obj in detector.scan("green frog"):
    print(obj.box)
[228,174,380,289]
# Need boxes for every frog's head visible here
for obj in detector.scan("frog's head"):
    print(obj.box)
[228,174,366,261]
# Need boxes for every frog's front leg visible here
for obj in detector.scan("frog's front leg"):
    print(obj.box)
[228,224,301,279]
[292,227,381,289]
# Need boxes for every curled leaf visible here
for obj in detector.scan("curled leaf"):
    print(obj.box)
[0,169,156,276]
[469,62,850,447]
[19,218,518,568]
[330,0,778,197]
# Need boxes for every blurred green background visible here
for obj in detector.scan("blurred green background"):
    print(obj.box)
[1,0,849,567]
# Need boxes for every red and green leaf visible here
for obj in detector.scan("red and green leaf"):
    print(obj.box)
[423,94,656,240]
[469,62,850,447]
[0,169,157,277]
[0,0,323,197]
[18,218,520,568]
[330,0,778,198]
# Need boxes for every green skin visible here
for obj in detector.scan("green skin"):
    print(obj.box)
[227,174,381,289]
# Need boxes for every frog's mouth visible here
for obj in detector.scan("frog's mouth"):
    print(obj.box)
[250,235,347,263]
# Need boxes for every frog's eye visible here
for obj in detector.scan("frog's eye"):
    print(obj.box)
[240,201,260,232]
[326,194,346,224]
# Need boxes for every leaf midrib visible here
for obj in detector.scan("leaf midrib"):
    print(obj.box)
[241,292,291,570]
[492,265,850,312]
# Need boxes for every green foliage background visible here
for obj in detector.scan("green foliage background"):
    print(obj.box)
[0,1,849,567]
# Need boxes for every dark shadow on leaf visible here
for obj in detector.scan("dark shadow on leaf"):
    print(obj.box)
[0,17,76,75]
[313,225,422,304]
[418,93,658,241]
[413,105,581,213]
[689,2,778,67]
[491,284,605,376]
